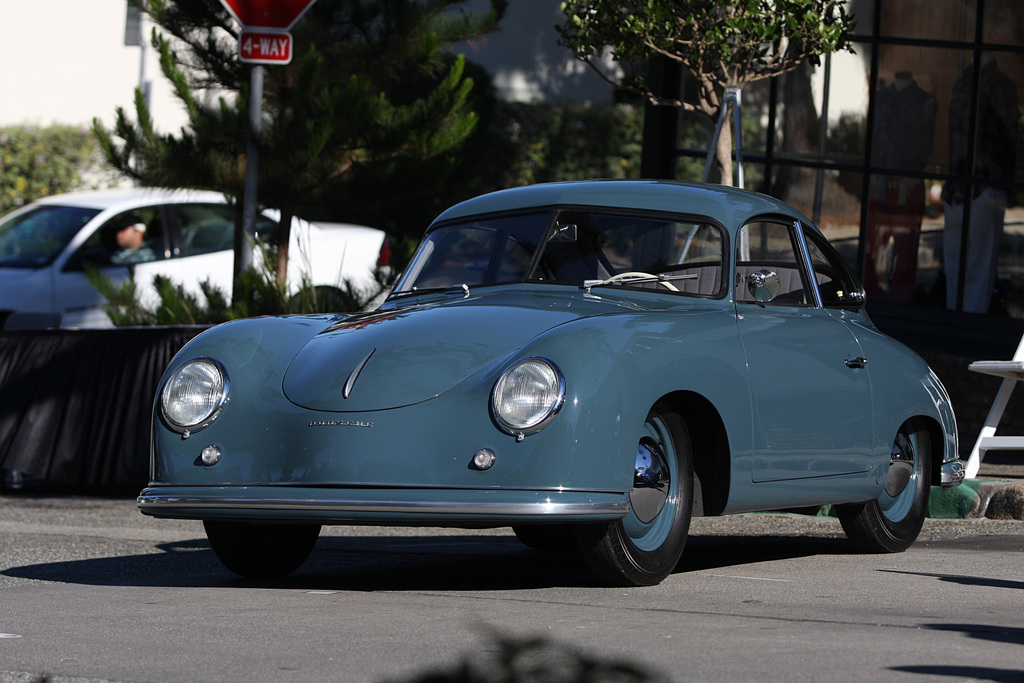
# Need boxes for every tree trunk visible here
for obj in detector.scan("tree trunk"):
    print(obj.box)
[275,206,294,287]
[715,107,734,187]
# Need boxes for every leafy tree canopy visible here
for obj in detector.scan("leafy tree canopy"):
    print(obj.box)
[556,0,855,183]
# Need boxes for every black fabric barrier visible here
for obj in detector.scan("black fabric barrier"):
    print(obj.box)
[0,327,207,488]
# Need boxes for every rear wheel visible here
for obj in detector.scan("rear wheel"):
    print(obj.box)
[576,404,693,586]
[837,421,932,552]
[204,521,321,578]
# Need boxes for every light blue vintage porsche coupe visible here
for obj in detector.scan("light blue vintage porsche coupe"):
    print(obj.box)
[139,180,965,586]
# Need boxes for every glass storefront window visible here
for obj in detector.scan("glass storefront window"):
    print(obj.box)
[984,0,1021,45]
[873,0,977,42]
[651,0,1024,317]
[863,173,941,305]
[940,48,1022,314]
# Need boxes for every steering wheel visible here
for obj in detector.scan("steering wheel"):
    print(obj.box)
[605,272,679,292]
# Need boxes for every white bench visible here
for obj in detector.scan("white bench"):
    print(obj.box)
[965,335,1024,478]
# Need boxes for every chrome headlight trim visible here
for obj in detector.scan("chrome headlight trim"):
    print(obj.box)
[491,357,566,437]
[159,357,230,435]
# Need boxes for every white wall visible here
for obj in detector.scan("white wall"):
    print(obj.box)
[0,0,187,131]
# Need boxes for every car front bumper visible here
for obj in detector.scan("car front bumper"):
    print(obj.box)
[941,459,966,488]
[138,485,630,526]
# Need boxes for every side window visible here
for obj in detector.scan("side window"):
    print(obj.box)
[735,221,810,305]
[804,231,866,308]
[64,207,166,271]
[177,204,236,256]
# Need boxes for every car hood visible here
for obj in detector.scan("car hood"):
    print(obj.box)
[282,287,647,412]
[0,268,48,306]
[0,267,40,282]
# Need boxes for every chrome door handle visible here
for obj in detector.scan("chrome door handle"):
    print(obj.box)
[845,357,868,369]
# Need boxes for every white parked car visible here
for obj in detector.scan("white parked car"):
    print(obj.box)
[0,188,388,328]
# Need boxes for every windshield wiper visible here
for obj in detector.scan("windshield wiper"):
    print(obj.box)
[391,283,471,299]
[582,273,697,293]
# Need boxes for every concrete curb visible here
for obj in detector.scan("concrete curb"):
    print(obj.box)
[929,479,1024,520]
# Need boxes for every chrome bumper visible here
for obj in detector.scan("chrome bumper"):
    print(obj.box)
[138,485,630,524]
[940,459,966,488]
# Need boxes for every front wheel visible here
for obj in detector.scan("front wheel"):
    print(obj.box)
[837,421,932,553]
[576,404,693,586]
[204,521,321,578]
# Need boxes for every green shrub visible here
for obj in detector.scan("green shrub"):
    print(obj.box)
[87,256,395,327]
[0,125,109,214]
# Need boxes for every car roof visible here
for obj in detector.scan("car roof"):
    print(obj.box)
[27,187,230,212]
[432,180,812,232]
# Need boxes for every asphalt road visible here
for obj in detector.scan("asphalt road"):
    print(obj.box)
[1,494,1022,683]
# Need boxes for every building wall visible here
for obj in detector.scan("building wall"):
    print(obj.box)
[0,0,187,132]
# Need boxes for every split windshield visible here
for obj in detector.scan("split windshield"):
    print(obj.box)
[0,205,100,268]
[393,210,726,298]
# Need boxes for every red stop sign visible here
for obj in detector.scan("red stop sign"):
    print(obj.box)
[219,0,317,30]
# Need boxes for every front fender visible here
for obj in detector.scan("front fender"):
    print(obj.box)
[855,322,959,468]
[509,306,750,491]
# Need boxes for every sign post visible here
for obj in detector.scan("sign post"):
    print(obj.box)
[217,0,318,281]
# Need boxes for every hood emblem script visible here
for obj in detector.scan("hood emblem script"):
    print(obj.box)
[309,419,373,428]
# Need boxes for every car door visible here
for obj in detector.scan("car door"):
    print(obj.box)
[734,219,874,482]
[164,202,239,298]
[168,202,288,298]
[54,205,172,327]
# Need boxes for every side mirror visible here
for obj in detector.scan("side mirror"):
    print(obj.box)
[746,269,781,302]
[550,222,577,243]
[843,289,866,306]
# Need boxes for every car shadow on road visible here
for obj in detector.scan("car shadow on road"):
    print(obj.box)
[888,626,1024,683]
[1,531,853,590]
[679,533,853,573]
[879,569,1024,591]
[891,624,1024,682]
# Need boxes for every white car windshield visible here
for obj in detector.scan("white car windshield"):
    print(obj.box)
[0,205,100,268]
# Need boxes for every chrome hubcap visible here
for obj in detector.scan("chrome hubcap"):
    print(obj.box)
[885,431,915,499]
[631,436,670,524]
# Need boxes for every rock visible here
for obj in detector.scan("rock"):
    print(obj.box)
[985,483,1024,520]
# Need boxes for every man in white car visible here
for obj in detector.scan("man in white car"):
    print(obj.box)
[111,212,156,265]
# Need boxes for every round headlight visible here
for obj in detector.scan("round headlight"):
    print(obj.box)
[491,358,565,436]
[160,358,229,434]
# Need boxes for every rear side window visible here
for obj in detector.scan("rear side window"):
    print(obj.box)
[177,204,236,255]
[176,204,280,255]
